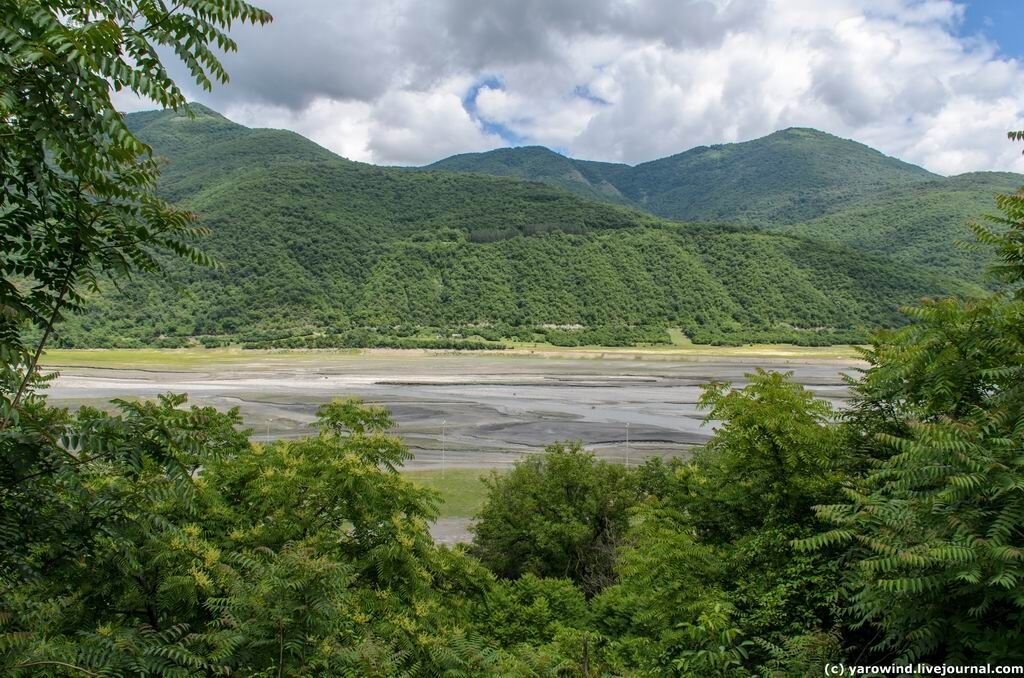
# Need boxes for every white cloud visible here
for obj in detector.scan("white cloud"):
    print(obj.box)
[222,99,375,162]
[213,81,503,165]
[167,0,1024,172]
[366,83,505,165]
[474,82,601,148]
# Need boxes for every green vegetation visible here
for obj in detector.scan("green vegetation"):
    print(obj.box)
[403,468,495,519]
[780,171,1024,283]
[4,2,1024,673]
[426,145,635,206]
[585,371,848,673]
[41,106,985,349]
[471,442,641,596]
[429,131,1024,288]
[427,128,938,225]
[618,127,938,224]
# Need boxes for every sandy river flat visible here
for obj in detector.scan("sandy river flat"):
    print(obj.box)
[44,349,863,470]
[43,348,863,543]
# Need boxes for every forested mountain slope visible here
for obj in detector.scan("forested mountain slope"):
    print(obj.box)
[427,128,938,223]
[59,106,977,348]
[613,127,937,223]
[426,146,634,206]
[427,131,1022,284]
[778,171,1024,282]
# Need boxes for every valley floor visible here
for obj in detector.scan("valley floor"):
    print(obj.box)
[42,346,863,542]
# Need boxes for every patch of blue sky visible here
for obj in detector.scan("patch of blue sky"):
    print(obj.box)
[461,76,525,145]
[462,76,610,150]
[956,0,1024,60]
[573,84,609,106]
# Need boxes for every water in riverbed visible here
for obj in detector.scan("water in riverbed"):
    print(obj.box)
[47,351,860,470]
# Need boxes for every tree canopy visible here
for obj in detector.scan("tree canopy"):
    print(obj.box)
[2,2,1024,673]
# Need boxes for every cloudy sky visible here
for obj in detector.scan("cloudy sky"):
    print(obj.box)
[129,0,1024,174]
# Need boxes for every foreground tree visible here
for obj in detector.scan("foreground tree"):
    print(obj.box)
[594,371,846,675]
[0,0,271,428]
[471,442,644,596]
[1,398,524,674]
[800,184,1024,663]
[1,0,271,590]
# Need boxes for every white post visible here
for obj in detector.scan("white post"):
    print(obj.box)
[625,422,630,468]
[441,419,447,478]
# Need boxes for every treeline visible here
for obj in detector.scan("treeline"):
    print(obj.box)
[241,331,503,351]
[511,324,671,347]
[54,324,672,351]
[689,327,868,346]
[57,225,967,349]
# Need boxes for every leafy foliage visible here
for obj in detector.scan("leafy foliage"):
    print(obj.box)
[694,369,844,538]
[798,177,1024,664]
[471,442,643,596]
[782,172,1023,284]
[0,0,270,429]
[590,371,847,674]
[471,574,589,649]
[970,186,1024,291]
[1,397,521,675]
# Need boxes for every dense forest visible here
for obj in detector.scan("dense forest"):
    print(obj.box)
[52,105,990,349]
[428,127,938,225]
[3,1,1024,676]
[429,133,1024,286]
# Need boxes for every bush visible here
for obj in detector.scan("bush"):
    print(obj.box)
[471,442,646,596]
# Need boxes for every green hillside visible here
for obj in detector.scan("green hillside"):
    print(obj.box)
[426,128,938,224]
[57,106,978,348]
[425,146,634,206]
[619,128,937,223]
[426,130,1022,284]
[778,171,1024,282]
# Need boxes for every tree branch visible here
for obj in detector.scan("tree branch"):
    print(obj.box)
[11,661,98,676]
[1,252,78,431]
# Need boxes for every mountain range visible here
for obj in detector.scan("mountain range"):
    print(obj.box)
[428,129,936,224]
[57,104,1020,349]
[427,134,1021,283]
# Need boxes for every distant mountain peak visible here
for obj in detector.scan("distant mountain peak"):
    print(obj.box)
[506,145,562,154]
[770,126,837,137]
[438,145,568,164]
[425,125,939,224]
[182,102,229,119]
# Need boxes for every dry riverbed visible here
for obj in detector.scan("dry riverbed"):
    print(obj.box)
[42,346,864,543]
